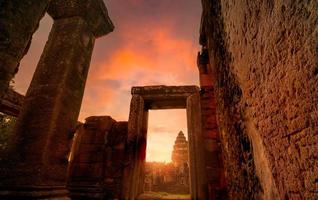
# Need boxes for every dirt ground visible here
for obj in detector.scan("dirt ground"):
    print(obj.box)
[137,192,191,200]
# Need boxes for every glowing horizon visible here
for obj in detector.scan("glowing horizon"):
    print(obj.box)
[146,109,188,163]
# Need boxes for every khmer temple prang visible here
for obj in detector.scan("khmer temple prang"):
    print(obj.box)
[0,0,317,200]
[143,131,190,194]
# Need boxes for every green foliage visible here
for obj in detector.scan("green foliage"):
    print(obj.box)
[0,113,16,151]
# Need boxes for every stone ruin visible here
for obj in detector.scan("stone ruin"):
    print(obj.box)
[68,116,128,199]
[0,0,114,199]
[0,0,317,200]
[142,131,190,194]
[172,131,189,168]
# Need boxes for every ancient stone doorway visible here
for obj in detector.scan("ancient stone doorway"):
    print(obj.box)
[122,85,207,200]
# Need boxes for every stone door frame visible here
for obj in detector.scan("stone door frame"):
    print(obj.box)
[122,85,207,200]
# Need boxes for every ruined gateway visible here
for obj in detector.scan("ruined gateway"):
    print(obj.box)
[0,0,317,200]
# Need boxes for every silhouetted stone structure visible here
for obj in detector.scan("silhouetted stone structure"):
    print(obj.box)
[144,162,190,194]
[68,116,128,200]
[0,0,113,199]
[172,131,189,169]
[143,131,190,195]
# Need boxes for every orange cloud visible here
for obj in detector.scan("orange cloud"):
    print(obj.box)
[79,22,200,124]
[93,26,198,83]
[15,1,202,162]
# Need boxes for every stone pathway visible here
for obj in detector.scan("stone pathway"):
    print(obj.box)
[137,192,190,200]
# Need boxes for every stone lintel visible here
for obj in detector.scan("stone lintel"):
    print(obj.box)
[48,0,114,37]
[131,85,200,110]
[132,85,200,96]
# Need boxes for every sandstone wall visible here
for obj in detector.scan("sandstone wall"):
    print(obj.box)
[200,86,227,199]
[201,0,318,199]
[68,116,128,199]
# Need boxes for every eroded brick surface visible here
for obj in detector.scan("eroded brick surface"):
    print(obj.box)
[201,0,318,199]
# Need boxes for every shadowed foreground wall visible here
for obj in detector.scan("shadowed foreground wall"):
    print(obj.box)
[201,0,318,199]
[68,116,128,199]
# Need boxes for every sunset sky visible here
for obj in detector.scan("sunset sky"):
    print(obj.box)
[13,0,202,162]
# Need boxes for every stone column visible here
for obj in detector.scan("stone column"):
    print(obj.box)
[122,95,148,200]
[0,0,114,199]
[197,48,227,199]
[187,92,208,200]
[0,0,50,97]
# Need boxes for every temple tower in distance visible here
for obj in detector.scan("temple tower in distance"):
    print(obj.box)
[172,131,189,168]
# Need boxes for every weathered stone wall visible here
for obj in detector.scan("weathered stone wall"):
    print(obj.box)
[104,121,128,199]
[0,0,50,97]
[68,116,128,200]
[200,86,227,199]
[201,0,318,199]
[198,50,227,199]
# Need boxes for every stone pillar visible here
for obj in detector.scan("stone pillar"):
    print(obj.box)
[122,95,148,200]
[197,48,227,199]
[0,0,113,199]
[0,0,50,97]
[187,92,208,200]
